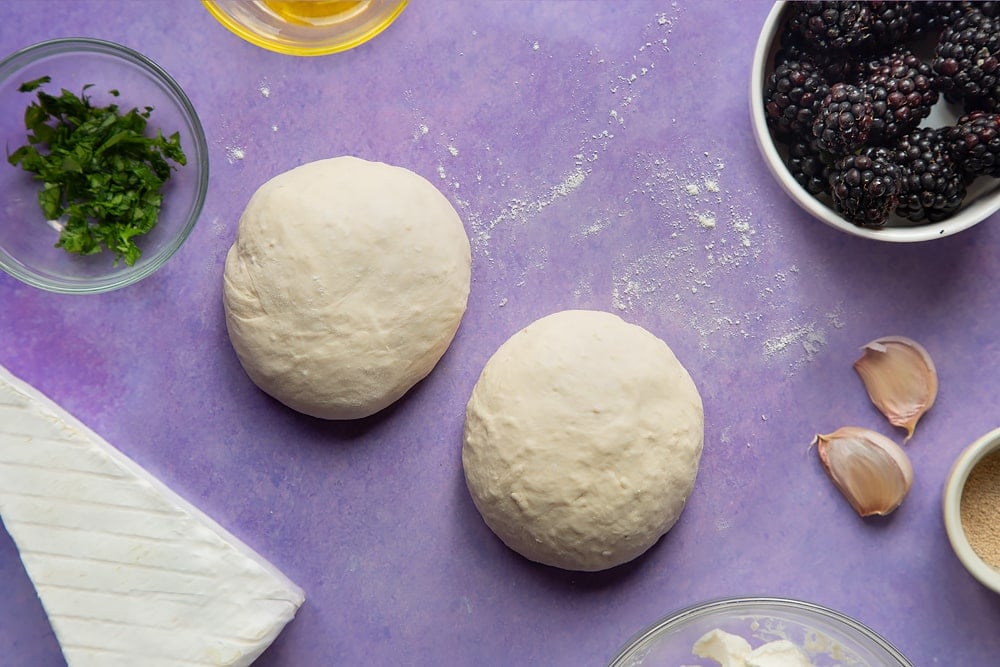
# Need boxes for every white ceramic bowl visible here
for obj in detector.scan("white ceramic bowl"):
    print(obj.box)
[943,427,1000,594]
[609,597,911,666]
[750,1,1000,242]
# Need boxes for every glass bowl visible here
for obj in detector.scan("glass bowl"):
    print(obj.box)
[0,38,208,294]
[202,0,408,56]
[609,597,912,666]
[943,427,1000,594]
[750,1,1000,242]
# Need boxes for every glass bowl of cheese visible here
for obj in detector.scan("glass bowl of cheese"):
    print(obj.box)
[608,597,912,667]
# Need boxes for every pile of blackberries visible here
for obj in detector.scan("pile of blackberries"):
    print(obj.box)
[765,1,1000,227]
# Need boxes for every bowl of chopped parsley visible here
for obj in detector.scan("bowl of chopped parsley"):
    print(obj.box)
[0,38,208,293]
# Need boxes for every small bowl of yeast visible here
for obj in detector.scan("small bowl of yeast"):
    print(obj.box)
[943,427,1000,595]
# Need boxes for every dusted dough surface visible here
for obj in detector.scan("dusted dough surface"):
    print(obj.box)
[462,310,704,572]
[223,156,471,420]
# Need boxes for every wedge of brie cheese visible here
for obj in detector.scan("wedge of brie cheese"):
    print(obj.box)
[0,364,305,666]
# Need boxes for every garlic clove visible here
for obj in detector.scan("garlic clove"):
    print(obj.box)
[853,335,937,442]
[815,426,914,517]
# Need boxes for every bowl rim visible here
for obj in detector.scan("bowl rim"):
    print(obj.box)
[0,37,209,294]
[201,0,409,57]
[942,427,1000,594]
[749,1,999,243]
[608,595,913,667]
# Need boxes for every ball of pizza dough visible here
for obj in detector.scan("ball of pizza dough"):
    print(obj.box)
[462,310,704,571]
[223,157,471,420]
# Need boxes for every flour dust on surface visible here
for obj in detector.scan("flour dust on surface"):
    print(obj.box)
[399,3,839,377]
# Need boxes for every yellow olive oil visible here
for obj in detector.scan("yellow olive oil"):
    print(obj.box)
[261,0,371,26]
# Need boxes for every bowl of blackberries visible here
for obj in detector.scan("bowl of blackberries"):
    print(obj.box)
[751,1,1000,242]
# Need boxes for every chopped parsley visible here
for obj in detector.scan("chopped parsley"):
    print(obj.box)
[7,76,187,266]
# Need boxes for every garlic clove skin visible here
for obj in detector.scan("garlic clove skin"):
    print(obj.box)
[815,426,914,517]
[853,335,937,443]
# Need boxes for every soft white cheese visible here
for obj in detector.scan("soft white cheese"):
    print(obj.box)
[692,629,816,667]
[692,628,753,666]
[0,365,305,667]
[745,639,815,667]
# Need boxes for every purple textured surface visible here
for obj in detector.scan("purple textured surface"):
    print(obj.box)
[1,2,998,665]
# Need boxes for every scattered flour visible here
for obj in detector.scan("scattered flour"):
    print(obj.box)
[469,166,589,255]
[608,148,840,375]
[696,213,717,229]
[514,247,549,286]
[580,216,611,237]
[826,302,846,329]
[257,81,271,98]
[613,152,759,321]
[572,274,594,301]
[396,5,840,379]
[225,145,246,163]
[611,280,643,313]
[763,320,828,371]
[416,2,681,263]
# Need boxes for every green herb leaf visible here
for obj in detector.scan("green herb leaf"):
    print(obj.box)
[17,76,51,93]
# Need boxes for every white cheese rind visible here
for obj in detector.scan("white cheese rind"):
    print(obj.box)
[0,365,305,667]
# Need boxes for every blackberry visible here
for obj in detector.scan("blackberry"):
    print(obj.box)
[931,2,1000,25]
[785,2,874,53]
[786,138,834,196]
[868,1,919,46]
[812,83,874,155]
[895,128,968,222]
[828,148,902,227]
[765,60,831,140]
[860,49,938,145]
[774,31,859,85]
[947,110,1000,176]
[902,1,947,40]
[932,8,1000,110]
